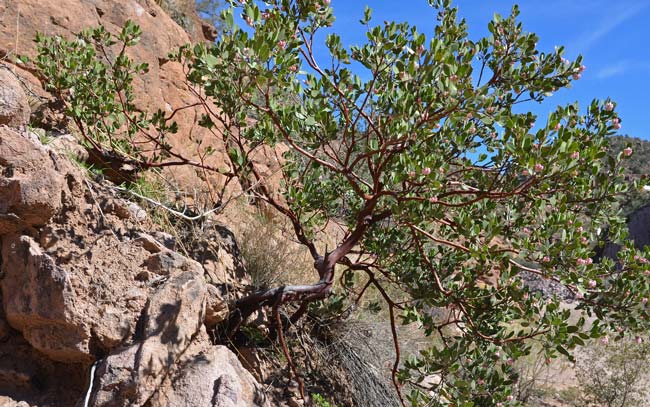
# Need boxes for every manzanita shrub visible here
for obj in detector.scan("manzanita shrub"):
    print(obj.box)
[34,0,650,406]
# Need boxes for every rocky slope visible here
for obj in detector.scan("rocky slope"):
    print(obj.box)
[0,123,269,406]
[0,1,273,406]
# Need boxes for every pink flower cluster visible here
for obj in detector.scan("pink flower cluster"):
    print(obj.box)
[576,258,593,266]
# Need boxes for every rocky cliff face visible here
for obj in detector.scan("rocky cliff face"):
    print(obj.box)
[0,125,269,406]
[0,1,271,406]
[0,0,234,195]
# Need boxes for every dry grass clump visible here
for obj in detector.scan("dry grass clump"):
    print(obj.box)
[238,209,314,290]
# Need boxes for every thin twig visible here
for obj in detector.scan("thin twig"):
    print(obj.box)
[274,302,305,399]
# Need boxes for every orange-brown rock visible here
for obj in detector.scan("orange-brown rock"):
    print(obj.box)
[0,126,64,234]
[0,69,30,127]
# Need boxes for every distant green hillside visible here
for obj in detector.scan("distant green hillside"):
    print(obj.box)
[609,135,650,176]
[608,135,650,215]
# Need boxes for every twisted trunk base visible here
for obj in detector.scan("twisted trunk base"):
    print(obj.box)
[227,278,333,337]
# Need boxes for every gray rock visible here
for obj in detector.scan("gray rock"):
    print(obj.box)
[145,250,194,275]
[92,265,208,406]
[149,340,270,407]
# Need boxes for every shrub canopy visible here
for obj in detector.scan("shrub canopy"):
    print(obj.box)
[34,0,650,405]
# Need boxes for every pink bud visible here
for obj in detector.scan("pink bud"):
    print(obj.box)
[543,256,550,262]
[429,196,438,203]
[534,163,544,172]
[571,151,579,159]
[289,65,298,72]
[522,169,530,176]
[623,147,633,157]
[577,226,584,233]
[572,73,581,80]
[600,336,609,345]
[277,40,287,49]
[450,74,458,82]
[244,16,253,26]
[605,102,614,111]
[554,123,562,131]
[469,126,476,134]
[323,0,331,4]
[587,258,593,265]
[486,106,495,114]
[588,280,597,288]
[422,167,431,175]
[408,171,416,178]
[643,297,648,304]
[637,337,643,344]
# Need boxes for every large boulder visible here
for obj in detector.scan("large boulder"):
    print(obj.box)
[1,235,92,363]
[150,338,270,407]
[0,68,30,127]
[92,263,208,406]
[0,127,63,234]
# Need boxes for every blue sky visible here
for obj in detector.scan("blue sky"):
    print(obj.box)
[316,0,650,140]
